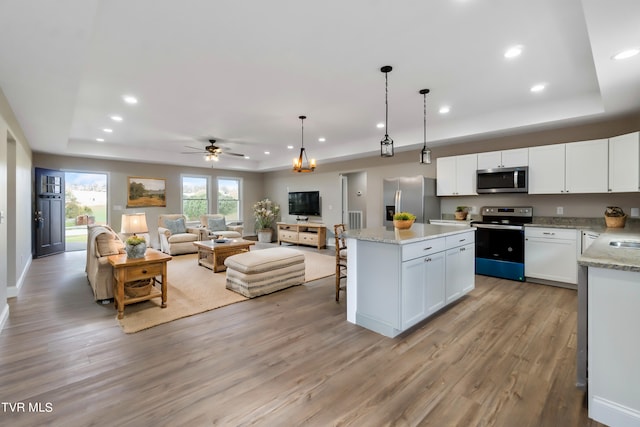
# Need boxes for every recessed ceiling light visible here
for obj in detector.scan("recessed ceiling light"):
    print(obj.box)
[612,48,639,60]
[244,155,250,159]
[264,151,270,155]
[110,115,123,122]
[439,106,451,114]
[530,84,546,93]
[96,138,104,142]
[123,95,138,104]
[504,45,523,59]
[318,137,326,142]
[287,145,294,149]
[376,122,385,129]
[103,128,113,133]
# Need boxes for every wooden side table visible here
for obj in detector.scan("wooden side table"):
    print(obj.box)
[108,249,172,319]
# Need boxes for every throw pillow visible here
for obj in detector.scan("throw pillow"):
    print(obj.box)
[165,217,187,235]
[208,217,227,231]
[96,232,125,256]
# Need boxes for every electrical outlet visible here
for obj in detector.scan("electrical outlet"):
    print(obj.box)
[631,207,639,217]
[556,206,564,215]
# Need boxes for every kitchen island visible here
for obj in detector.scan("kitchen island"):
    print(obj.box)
[577,226,640,427]
[344,223,475,338]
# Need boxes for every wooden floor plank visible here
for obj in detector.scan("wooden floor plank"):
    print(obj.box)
[0,251,603,426]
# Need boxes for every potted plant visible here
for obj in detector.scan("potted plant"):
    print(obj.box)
[253,198,281,242]
[455,206,469,220]
[393,212,416,229]
[125,235,147,259]
[604,206,626,228]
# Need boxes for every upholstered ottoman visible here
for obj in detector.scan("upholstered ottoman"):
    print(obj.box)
[224,247,305,298]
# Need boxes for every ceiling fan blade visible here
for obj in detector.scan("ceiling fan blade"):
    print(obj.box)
[223,151,246,157]
[180,151,207,155]
[183,145,204,151]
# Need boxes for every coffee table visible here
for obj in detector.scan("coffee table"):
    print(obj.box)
[193,239,256,272]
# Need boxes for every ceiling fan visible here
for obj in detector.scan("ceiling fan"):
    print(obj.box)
[181,139,245,162]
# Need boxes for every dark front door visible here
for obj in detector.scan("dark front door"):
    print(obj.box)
[34,167,65,257]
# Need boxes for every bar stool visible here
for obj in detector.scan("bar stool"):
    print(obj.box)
[334,224,347,302]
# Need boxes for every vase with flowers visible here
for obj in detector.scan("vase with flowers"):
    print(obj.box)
[125,235,147,259]
[253,198,281,243]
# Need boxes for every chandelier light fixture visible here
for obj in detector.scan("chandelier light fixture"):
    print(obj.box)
[292,115,316,173]
[419,88,432,164]
[380,65,394,157]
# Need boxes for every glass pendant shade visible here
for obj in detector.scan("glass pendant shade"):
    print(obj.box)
[419,88,432,164]
[380,65,394,157]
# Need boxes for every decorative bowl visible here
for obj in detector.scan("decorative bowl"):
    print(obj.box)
[393,219,415,230]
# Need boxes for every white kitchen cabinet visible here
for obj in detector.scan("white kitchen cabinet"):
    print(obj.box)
[477,148,528,170]
[528,144,566,194]
[565,139,608,193]
[401,251,445,329]
[436,154,478,196]
[445,231,475,303]
[529,140,608,194]
[608,131,640,192]
[525,227,580,286]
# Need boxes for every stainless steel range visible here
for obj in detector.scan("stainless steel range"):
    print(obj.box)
[473,206,533,282]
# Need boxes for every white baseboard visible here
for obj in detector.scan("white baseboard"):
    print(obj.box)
[0,303,9,333]
[7,256,32,298]
[590,395,640,427]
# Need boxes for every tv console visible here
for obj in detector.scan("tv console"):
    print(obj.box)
[277,222,327,250]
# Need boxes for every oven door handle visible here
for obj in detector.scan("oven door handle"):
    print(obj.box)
[473,223,524,231]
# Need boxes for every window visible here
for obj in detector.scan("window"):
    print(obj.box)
[182,176,209,221]
[217,177,241,222]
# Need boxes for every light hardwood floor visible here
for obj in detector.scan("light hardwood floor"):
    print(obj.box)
[0,251,603,426]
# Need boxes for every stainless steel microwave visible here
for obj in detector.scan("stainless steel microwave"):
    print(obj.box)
[476,166,528,193]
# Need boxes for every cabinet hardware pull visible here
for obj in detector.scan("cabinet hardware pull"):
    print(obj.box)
[460,247,465,251]
[142,269,147,274]
[543,232,555,235]
[459,239,466,242]
[425,257,431,262]
[424,247,432,250]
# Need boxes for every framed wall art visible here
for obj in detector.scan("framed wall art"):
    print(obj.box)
[127,176,166,208]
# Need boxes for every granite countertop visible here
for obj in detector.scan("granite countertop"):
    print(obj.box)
[343,223,474,245]
[579,228,640,271]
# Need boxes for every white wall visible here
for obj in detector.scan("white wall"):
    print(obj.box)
[0,87,33,328]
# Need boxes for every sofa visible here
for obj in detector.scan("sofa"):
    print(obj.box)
[157,214,200,255]
[86,224,125,301]
[198,214,243,239]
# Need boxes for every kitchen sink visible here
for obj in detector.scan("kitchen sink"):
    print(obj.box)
[609,240,640,249]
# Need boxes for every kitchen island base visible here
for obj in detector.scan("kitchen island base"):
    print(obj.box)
[346,225,475,338]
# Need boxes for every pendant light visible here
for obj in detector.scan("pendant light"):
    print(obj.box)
[292,115,316,173]
[380,65,394,157]
[419,88,432,164]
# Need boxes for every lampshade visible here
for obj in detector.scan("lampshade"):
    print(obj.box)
[121,213,148,235]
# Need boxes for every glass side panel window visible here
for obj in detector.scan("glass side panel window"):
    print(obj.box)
[182,176,209,221]
[217,177,241,222]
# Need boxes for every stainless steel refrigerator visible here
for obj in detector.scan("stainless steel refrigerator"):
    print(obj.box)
[383,176,440,226]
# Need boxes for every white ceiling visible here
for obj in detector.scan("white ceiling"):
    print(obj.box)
[1,0,639,171]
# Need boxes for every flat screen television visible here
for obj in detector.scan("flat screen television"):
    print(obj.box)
[288,191,320,216]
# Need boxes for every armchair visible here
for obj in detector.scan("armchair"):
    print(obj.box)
[157,214,200,255]
[199,214,243,239]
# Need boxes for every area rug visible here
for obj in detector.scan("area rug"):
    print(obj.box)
[117,250,335,333]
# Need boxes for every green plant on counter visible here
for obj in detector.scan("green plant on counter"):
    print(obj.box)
[605,206,625,217]
[455,206,468,212]
[393,212,416,221]
[126,235,146,246]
